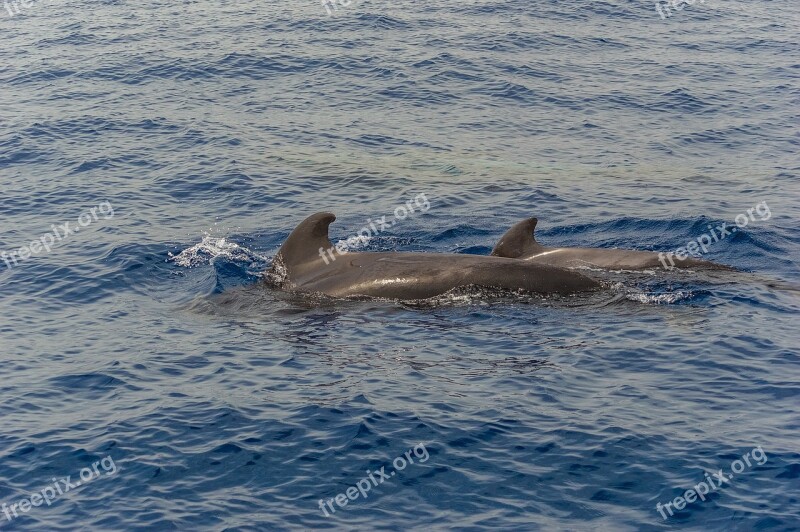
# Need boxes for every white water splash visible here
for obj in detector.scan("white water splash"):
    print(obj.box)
[604,281,694,305]
[168,234,265,267]
[624,290,693,304]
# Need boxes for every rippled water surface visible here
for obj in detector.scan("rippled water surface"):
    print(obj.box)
[1,0,799,529]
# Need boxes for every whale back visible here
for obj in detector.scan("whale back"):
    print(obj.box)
[490,217,545,258]
[273,212,335,275]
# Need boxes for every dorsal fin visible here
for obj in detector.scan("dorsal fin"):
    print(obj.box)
[490,217,544,258]
[274,212,335,272]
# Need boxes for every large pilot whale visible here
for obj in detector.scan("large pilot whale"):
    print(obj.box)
[264,212,601,299]
[491,217,733,271]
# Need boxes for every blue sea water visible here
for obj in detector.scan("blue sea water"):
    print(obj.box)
[1,0,799,529]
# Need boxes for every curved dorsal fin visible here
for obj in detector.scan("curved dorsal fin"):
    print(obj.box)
[490,217,544,258]
[275,212,335,270]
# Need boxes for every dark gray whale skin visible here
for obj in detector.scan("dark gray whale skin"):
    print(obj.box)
[264,212,601,300]
[491,217,734,271]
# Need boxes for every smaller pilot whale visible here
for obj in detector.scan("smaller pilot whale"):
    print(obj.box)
[491,217,733,271]
[264,212,601,300]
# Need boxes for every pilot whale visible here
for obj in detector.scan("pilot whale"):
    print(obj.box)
[491,217,733,271]
[264,212,601,299]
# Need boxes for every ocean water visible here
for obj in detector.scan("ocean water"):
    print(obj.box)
[1,0,799,529]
